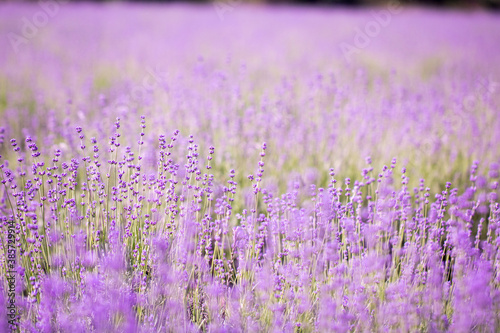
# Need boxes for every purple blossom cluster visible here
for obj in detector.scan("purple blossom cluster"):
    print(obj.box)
[0,3,500,333]
[0,124,499,332]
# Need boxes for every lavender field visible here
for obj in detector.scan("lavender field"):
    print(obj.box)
[0,2,500,332]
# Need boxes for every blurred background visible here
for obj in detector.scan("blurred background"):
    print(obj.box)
[4,0,500,9]
[1,0,499,194]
